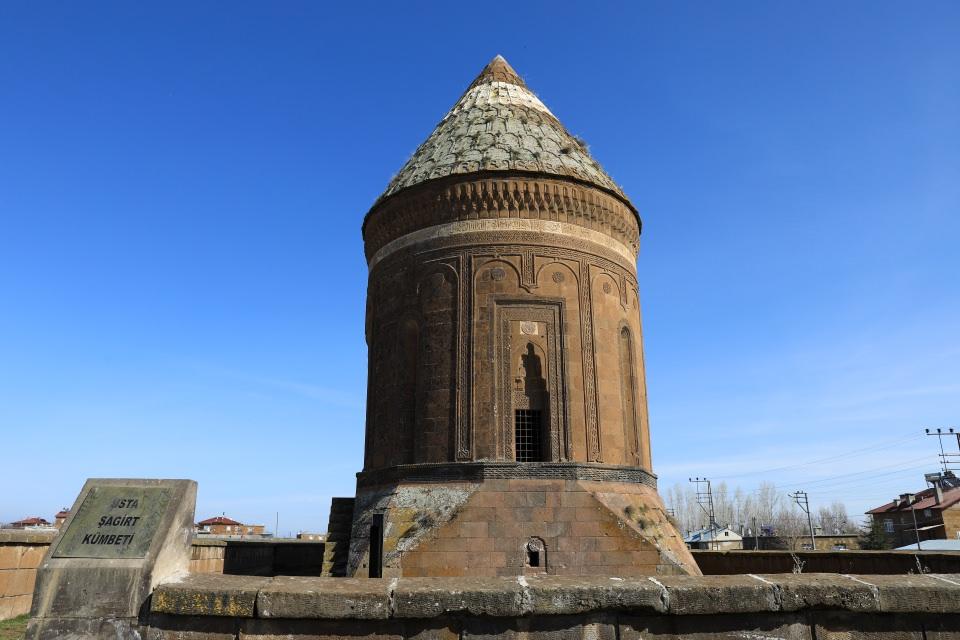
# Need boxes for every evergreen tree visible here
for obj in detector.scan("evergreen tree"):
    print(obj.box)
[858,517,891,550]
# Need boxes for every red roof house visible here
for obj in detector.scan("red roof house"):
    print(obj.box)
[866,479,960,547]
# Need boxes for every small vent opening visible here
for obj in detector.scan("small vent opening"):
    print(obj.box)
[525,537,546,572]
[527,549,540,567]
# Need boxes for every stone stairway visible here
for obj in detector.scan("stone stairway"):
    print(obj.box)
[320,497,355,577]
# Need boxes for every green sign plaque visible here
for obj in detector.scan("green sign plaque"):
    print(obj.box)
[53,485,172,559]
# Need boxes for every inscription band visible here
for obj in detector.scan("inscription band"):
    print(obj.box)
[369,219,637,271]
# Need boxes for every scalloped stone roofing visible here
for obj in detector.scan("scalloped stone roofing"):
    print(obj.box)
[376,55,629,204]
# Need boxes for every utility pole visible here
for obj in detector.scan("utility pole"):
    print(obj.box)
[689,477,718,550]
[910,502,921,551]
[926,427,960,472]
[789,490,816,551]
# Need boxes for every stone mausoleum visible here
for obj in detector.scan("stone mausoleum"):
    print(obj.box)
[334,56,697,578]
[22,56,960,640]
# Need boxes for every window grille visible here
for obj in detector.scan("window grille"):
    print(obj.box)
[515,409,543,462]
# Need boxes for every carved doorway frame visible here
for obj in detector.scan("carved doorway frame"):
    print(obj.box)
[492,298,569,461]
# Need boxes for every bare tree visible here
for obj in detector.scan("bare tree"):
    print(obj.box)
[665,480,855,544]
[818,501,852,534]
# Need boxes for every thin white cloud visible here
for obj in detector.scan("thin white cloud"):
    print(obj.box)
[188,362,363,409]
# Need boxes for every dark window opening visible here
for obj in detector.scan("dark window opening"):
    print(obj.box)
[527,548,540,567]
[369,514,384,578]
[515,409,543,462]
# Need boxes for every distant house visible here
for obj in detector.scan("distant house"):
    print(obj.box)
[297,532,325,541]
[195,516,266,537]
[866,472,960,549]
[54,509,71,529]
[684,526,743,550]
[8,517,54,530]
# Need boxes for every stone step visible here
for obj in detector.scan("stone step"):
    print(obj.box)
[321,496,356,577]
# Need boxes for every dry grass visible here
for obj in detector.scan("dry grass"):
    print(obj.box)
[0,615,28,640]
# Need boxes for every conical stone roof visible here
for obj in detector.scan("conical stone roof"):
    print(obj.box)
[375,55,631,206]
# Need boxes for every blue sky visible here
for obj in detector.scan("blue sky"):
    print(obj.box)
[1,2,957,534]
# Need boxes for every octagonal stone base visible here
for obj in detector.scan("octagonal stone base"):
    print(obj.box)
[347,467,699,578]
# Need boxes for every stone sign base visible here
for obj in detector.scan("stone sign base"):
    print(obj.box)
[26,478,196,640]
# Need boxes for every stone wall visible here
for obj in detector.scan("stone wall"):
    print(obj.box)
[742,534,861,551]
[147,573,960,639]
[944,508,960,540]
[693,549,960,575]
[0,533,325,620]
[0,531,53,621]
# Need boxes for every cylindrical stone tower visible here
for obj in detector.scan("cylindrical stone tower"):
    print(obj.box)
[351,56,698,577]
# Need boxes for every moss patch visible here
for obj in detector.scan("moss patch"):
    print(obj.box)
[0,615,28,640]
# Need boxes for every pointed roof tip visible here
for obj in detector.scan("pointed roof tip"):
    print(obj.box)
[369,55,636,213]
[467,54,525,90]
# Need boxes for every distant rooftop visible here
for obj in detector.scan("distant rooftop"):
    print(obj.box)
[9,516,52,527]
[197,516,243,526]
[684,526,743,543]
[866,485,960,514]
[894,539,960,551]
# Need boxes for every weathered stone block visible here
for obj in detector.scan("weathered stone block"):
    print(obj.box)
[0,567,35,598]
[525,576,665,615]
[758,573,879,612]
[657,575,778,615]
[18,547,47,569]
[0,547,23,571]
[620,613,812,640]
[462,615,616,640]
[152,573,267,617]
[812,611,949,639]
[145,612,239,640]
[861,574,960,613]
[257,577,391,619]
[0,594,33,621]
[393,577,526,618]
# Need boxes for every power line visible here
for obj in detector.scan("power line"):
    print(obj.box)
[703,458,931,499]
[778,458,929,488]
[712,432,924,480]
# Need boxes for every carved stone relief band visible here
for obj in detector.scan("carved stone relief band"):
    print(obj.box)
[363,175,640,261]
[369,219,637,272]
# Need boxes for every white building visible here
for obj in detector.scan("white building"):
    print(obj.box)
[684,526,744,550]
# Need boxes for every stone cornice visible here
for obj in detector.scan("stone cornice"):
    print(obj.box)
[362,173,640,264]
[151,573,960,619]
[354,462,657,489]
